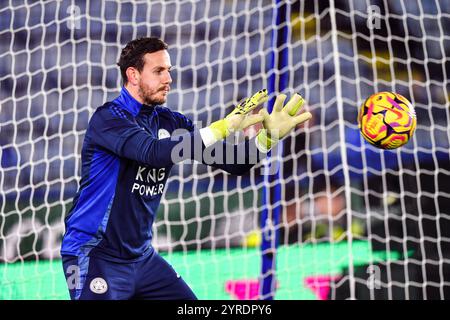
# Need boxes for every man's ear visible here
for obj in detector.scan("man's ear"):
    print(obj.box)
[126,67,139,86]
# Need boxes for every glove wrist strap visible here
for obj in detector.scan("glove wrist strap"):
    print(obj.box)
[256,129,278,153]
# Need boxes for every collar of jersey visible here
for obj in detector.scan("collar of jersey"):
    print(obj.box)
[115,86,143,117]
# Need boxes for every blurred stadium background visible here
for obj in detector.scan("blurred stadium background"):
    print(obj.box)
[1,0,449,299]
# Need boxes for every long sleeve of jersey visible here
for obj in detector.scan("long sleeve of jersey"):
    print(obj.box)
[89,104,202,168]
[199,137,265,175]
[166,108,267,175]
[89,103,266,175]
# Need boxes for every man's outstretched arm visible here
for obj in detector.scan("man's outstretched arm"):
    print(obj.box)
[199,136,267,176]
[89,90,268,169]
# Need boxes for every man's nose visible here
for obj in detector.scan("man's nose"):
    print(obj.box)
[165,71,172,84]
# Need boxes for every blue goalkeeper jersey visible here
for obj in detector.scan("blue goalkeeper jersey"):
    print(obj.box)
[61,87,263,262]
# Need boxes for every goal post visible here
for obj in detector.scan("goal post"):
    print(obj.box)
[1,0,450,300]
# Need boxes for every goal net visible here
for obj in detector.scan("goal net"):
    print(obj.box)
[1,0,449,300]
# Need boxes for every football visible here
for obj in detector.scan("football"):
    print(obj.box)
[358,92,417,149]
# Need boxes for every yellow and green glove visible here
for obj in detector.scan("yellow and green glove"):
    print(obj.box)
[256,93,312,152]
[201,89,268,147]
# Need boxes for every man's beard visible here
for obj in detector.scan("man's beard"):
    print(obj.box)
[138,81,167,105]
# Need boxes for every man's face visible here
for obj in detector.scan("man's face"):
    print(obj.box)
[136,50,173,105]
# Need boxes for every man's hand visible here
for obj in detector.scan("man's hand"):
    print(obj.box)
[206,89,268,142]
[256,93,312,152]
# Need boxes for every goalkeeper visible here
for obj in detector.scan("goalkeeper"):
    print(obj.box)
[60,37,311,300]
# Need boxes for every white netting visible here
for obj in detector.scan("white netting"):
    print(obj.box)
[1,0,449,300]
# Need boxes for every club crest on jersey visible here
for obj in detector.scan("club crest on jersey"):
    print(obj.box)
[90,277,108,294]
[158,129,170,139]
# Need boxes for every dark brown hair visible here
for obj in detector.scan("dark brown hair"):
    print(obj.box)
[117,37,168,84]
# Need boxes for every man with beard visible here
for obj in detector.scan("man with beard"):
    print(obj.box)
[60,37,311,300]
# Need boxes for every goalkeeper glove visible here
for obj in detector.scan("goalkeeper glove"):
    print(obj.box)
[256,93,312,152]
[200,89,268,147]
